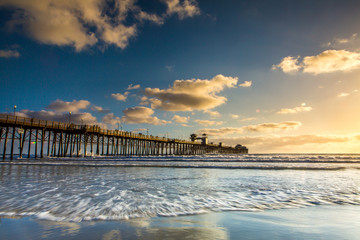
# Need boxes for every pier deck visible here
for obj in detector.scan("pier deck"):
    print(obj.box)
[0,114,248,160]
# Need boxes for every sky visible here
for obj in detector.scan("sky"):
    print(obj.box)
[1,0,360,153]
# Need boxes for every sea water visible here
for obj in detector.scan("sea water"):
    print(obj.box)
[1,154,360,222]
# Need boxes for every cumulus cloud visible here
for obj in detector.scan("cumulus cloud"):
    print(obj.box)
[46,99,90,113]
[102,113,121,127]
[164,0,200,19]
[194,120,224,127]
[172,114,189,123]
[111,92,129,101]
[17,109,97,124]
[272,56,301,73]
[277,103,313,114]
[273,50,360,75]
[0,0,200,51]
[239,80,252,87]
[127,84,140,90]
[144,74,238,111]
[0,49,20,58]
[91,105,111,114]
[198,121,301,136]
[121,106,170,125]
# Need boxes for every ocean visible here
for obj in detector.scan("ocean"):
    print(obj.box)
[1,154,360,239]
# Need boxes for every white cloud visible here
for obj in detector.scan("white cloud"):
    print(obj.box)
[172,114,189,123]
[194,120,224,127]
[102,113,121,127]
[230,114,239,119]
[0,0,200,51]
[325,33,358,47]
[277,103,313,114]
[272,56,301,73]
[239,80,252,87]
[204,110,221,118]
[165,65,174,72]
[144,74,238,111]
[337,92,350,98]
[239,117,256,122]
[198,121,302,136]
[121,106,170,125]
[46,99,90,113]
[127,84,140,90]
[164,0,200,19]
[91,105,110,114]
[0,49,20,58]
[132,128,149,133]
[273,50,360,75]
[111,92,129,101]
[18,109,97,124]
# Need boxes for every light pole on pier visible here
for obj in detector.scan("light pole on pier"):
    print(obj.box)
[13,105,17,116]
[69,112,72,124]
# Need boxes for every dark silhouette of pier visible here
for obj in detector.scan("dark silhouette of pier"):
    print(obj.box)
[0,114,248,160]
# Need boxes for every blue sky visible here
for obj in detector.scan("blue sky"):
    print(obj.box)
[1,0,360,153]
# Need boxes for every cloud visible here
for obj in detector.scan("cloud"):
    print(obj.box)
[18,109,97,124]
[121,106,170,125]
[144,74,238,111]
[111,92,129,101]
[0,0,200,51]
[172,114,189,123]
[91,105,111,114]
[272,56,301,73]
[243,121,301,132]
[239,80,252,87]
[239,117,256,122]
[0,49,20,58]
[165,65,174,72]
[198,121,301,136]
[194,120,224,127]
[102,113,121,127]
[273,50,360,75]
[127,84,140,90]
[204,110,221,118]
[230,114,239,119]
[325,33,358,47]
[277,103,313,114]
[337,92,350,98]
[46,99,90,113]
[164,0,200,19]
[211,134,352,152]
[132,128,148,133]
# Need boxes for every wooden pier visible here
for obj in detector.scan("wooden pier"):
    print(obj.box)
[0,114,248,160]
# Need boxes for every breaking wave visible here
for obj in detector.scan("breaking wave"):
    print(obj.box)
[1,154,360,222]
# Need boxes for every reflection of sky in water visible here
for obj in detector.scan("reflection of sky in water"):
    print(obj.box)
[1,206,360,240]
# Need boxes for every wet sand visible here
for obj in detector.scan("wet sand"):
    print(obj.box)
[1,205,359,240]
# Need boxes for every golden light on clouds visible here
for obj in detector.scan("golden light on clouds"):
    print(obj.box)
[273,50,360,74]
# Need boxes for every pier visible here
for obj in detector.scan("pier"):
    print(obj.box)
[0,114,248,160]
